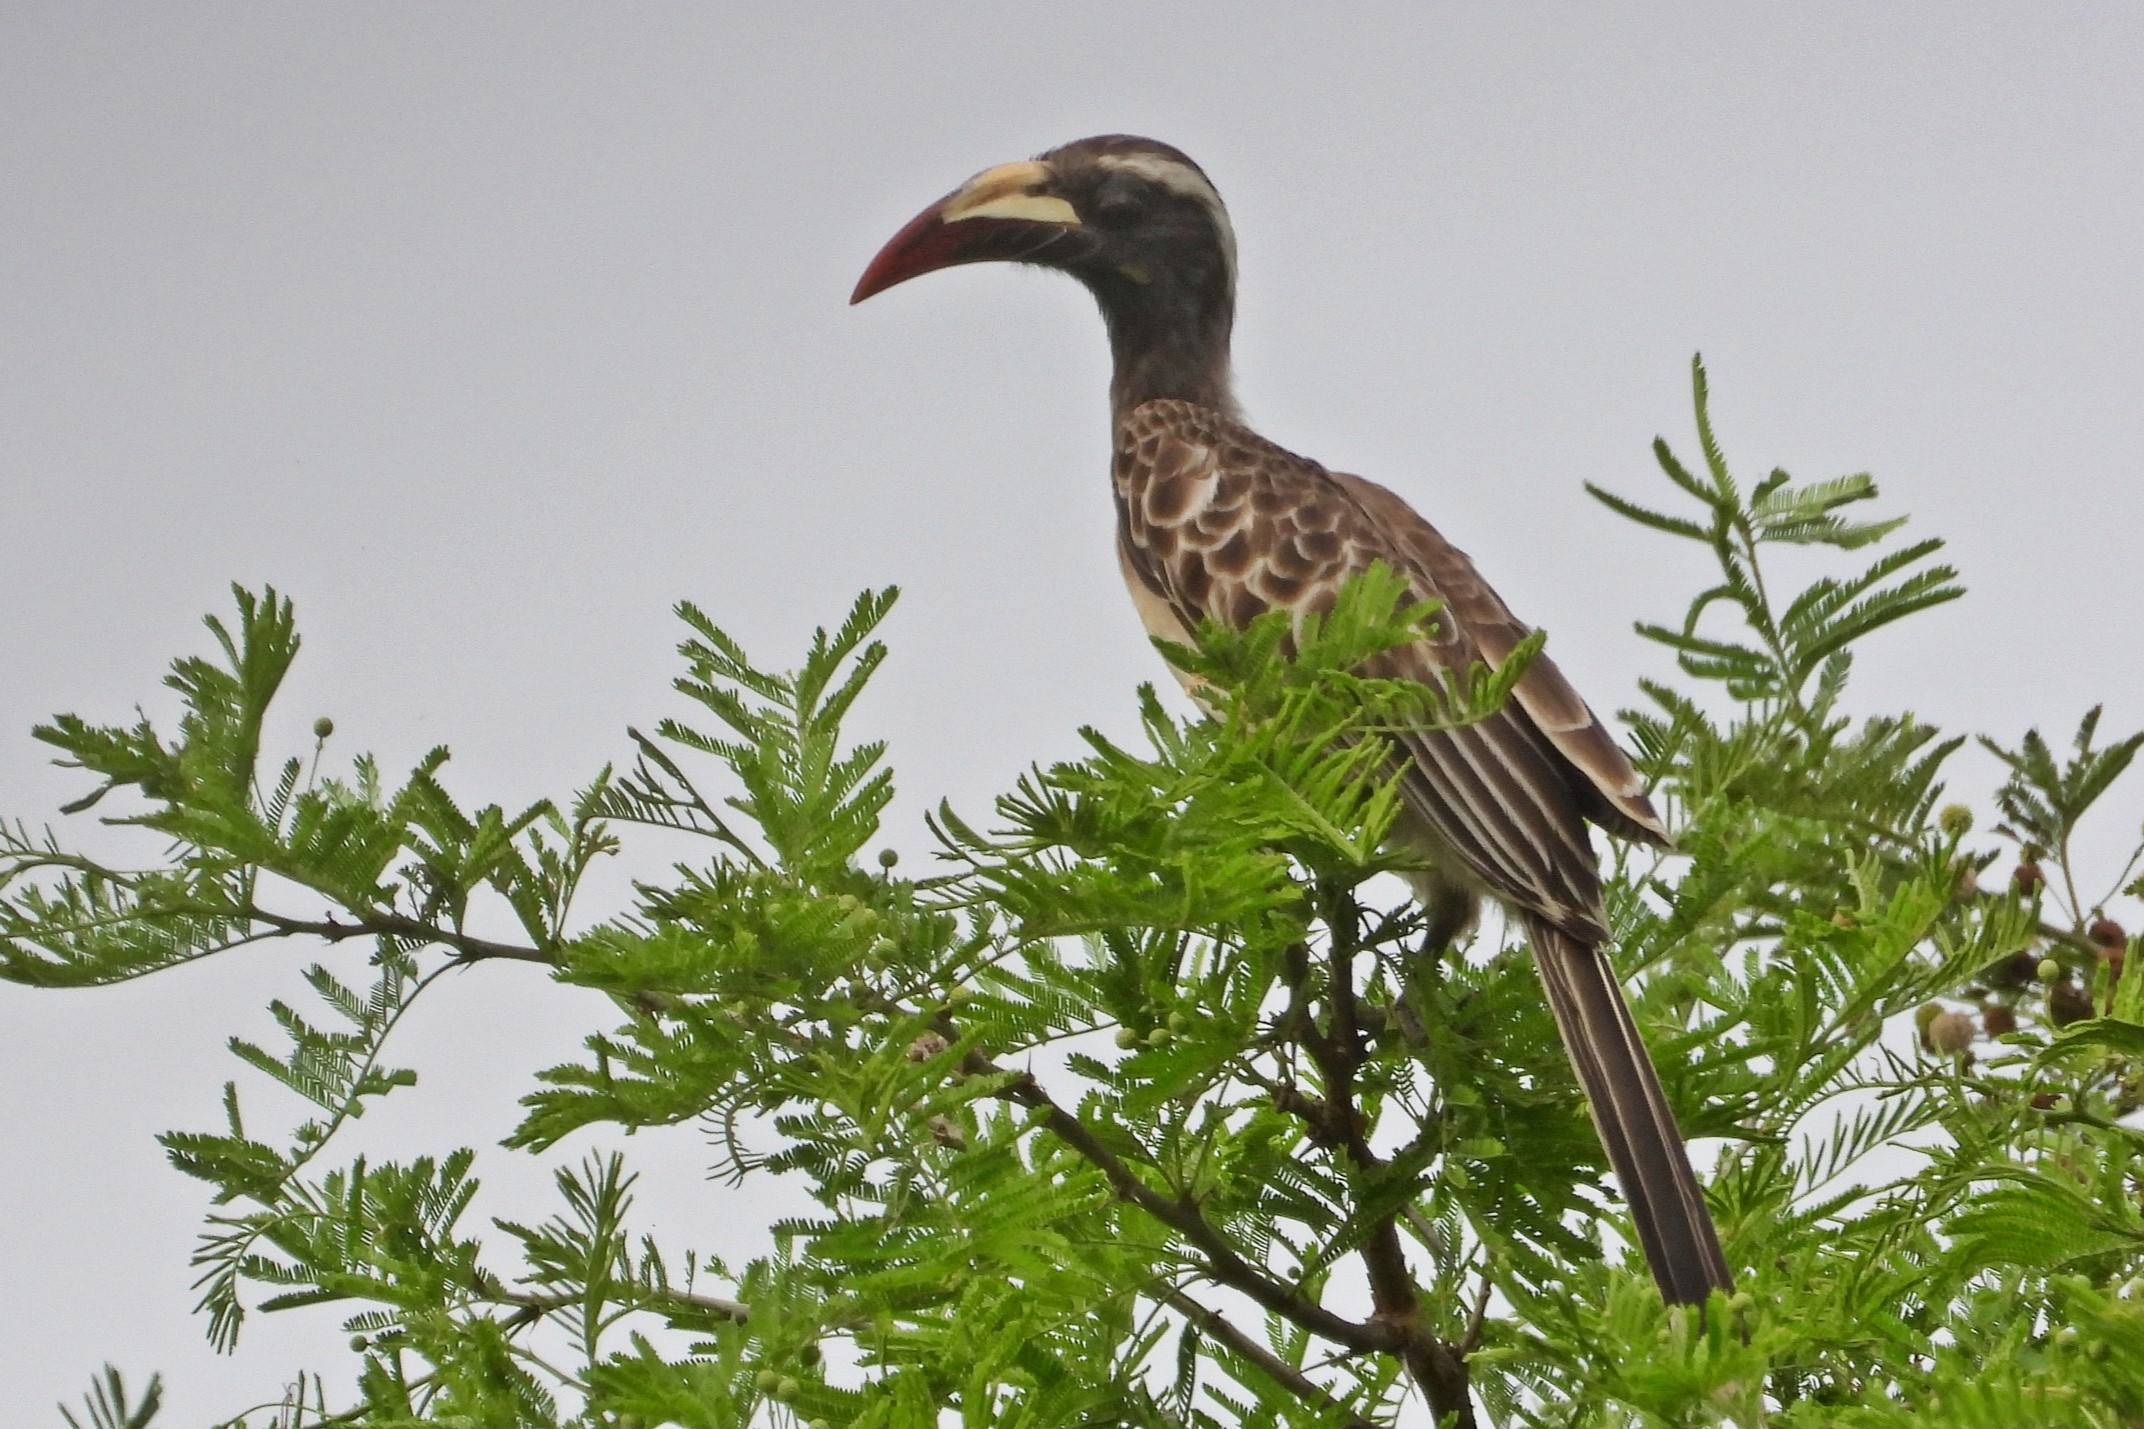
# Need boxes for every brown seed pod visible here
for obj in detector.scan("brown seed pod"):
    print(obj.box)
[1927,1010,1977,1056]
[2048,980,2094,1027]
[905,1031,950,1062]
[1981,1004,2018,1038]
[2031,1091,2061,1111]
[2013,862,2045,895]
[1990,950,2043,988]
[2089,915,2127,950]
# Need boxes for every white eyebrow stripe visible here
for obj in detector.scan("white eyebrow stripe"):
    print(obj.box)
[1094,153,1237,292]
[1094,153,1221,207]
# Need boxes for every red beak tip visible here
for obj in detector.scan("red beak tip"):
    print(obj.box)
[851,202,963,308]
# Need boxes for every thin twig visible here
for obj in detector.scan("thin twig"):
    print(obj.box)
[1460,1267,1496,1354]
[978,1057,1402,1356]
[1399,1205,1445,1256]
[256,909,554,965]
[1288,914,1474,1429]
[1163,1288,1376,1429]
[496,1285,749,1324]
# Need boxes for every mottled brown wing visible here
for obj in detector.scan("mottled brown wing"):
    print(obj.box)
[1113,399,1655,936]
[1329,472,1671,850]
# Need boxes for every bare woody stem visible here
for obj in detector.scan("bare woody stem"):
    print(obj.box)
[1162,1289,1378,1429]
[975,1056,1405,1358]
[496,1285,750,1326]
[252,909,555,965]
[1284,911,1474,1429]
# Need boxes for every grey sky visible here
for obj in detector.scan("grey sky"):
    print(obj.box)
[3,5,2139,1420]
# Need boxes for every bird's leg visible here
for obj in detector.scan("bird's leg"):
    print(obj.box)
[1382,869,1473,1051]
[1406,869,1480,958]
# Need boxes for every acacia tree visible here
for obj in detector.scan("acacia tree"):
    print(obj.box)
[14,362,2144,1428]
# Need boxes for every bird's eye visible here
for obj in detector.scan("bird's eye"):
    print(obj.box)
[1092,183,1145,230]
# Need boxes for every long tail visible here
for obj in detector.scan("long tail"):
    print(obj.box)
[1524,916,1732,1305]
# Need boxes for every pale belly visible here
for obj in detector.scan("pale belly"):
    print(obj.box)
[1116,538,1216,709]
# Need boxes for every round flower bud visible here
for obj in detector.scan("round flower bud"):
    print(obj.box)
[313,716,335,740]
[2036,958,2062,984]
[1167,1010,1190,1033]
[878,848,899,869]
[350,1334,369,1352]
[1926,1010,1976,1056]
[1115,1026,1141,1049]
[1146,1027,1171,1046]
[1980,1004,2017,1037]
[799,1344,822,1366]
[1727,1291,1755,1314]
[1937,804,1972,838]
[755,1370,781,1394]
[777,1378,801,1402]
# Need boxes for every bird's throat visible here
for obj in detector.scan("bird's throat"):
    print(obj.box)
[1090,272,1239,422]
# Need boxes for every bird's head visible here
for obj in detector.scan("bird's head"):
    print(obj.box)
[852,135,1239,415]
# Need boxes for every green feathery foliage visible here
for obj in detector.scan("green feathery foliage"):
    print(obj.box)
[12,358,2144,1427]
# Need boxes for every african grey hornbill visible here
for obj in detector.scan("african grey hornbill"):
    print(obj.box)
[851,135,1733,1307]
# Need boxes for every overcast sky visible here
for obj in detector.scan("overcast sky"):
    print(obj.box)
[3,5,2140,1421]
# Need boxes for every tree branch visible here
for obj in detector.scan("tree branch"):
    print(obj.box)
[1460,1267,1496,1354]
[1163,1288,1376,1429]
[1289,919,1475,1429]
[978,1056,1402,1357]
[254,909,554,966]
[496,1285,749,1325]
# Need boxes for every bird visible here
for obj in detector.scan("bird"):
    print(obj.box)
[851,135,1732,1307]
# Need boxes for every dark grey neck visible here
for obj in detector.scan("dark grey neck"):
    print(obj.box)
[1086,270,1239,423]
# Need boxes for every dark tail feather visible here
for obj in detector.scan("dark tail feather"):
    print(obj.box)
[1524,917,1733,1305]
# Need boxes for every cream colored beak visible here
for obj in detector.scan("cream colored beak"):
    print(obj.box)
[939,161,1080,225]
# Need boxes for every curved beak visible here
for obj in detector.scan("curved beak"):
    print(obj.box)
[851,160,1086,304]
